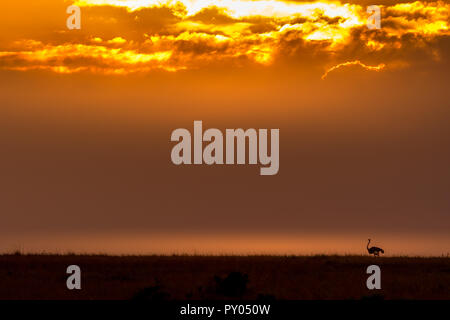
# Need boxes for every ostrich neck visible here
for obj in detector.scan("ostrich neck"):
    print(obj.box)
[367,240,371,249]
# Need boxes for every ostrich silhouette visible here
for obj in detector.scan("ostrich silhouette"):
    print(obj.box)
[367,239,384,256]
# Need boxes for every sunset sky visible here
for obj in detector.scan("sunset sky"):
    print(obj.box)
[0,0,449,255]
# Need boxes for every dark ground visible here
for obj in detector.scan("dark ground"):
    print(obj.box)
[0,254,449,300]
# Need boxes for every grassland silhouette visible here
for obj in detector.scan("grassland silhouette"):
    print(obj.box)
[0,252,449,300]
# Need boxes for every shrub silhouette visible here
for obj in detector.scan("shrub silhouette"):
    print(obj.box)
[214,271,249,297]
[132,285,170,301]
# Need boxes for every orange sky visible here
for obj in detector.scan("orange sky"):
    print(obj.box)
[0,1,449,255]
[1,1,449,75]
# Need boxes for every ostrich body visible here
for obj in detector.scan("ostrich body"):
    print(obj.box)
[367,239,384,256]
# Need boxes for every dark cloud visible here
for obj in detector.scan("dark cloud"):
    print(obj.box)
[189,7,238,25]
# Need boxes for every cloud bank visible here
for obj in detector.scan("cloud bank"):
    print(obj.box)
[0,0,448,77]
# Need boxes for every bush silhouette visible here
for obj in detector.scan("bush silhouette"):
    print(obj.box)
[132,285,170,301]
[214,271,249,297]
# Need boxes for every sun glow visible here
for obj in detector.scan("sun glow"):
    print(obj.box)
[0,1,448,76]
[75,0,364,19]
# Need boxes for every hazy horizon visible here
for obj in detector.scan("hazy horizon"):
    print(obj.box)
[1,1,449,257]
[1,232,449,256]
